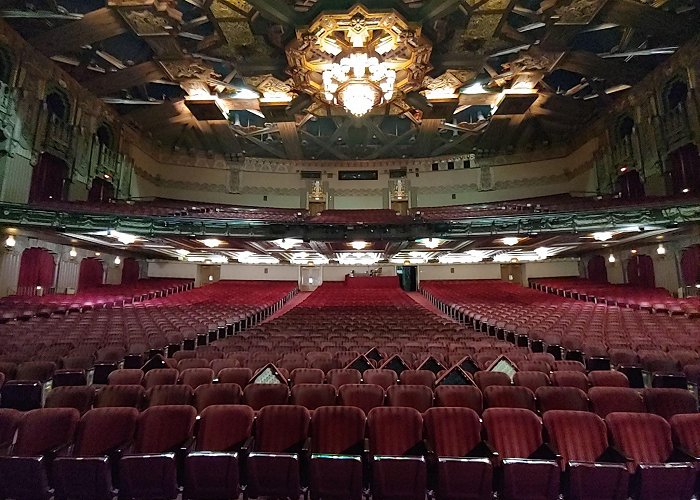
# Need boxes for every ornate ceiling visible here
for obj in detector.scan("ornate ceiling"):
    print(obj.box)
[2,0,697,160]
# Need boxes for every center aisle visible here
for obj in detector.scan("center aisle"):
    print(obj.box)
[406,291,461,323]
[259,290,312,325]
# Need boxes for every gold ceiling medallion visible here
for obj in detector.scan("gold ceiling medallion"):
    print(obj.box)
[286,4,432,117]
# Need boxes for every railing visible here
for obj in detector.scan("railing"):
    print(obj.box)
[45,114,72,153]
[96,143,120,174]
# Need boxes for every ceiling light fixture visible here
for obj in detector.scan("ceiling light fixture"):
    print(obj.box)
[109,230,137,245]
[276,238,300,250]
[350,241,368,250]
[592,231,613,242]
[501,237,520,246]
[175,249,190,256]
[422,238,440,249]
[200,238,223,248]
[534,247,549,260]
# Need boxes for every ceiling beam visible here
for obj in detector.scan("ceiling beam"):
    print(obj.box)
[84,61,166,96]
[555,50,647,83]
[417,118,443,156]
[277,121,304,160]
[417,0,462,21]
[29,7,127,57]
[601,0,692,39]
[243,0,300,25]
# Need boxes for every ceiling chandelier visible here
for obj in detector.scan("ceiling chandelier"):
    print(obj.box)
[286,5,432,117]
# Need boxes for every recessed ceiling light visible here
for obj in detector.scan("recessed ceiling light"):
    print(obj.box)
[592,232,613,242]
[501,237,520,246]
[350,241,368,250]
[200,238,223,248]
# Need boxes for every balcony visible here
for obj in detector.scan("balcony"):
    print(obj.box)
[44,114,73,156]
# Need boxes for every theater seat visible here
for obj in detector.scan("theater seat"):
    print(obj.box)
[424,407,493,500]
[309,406,366,500]
[386,385,433,413]
[291,383,337,410]
[474,371,511,391]
[484,386,536,411]
[588,370,629,388]
[108,369,145,386]
[589,387,646,418]
[434,385,483,415]
[44,386,95,414]
[514,371,550,392]
[339,384,385,415]
[193,383,242,413]
[243,383,289,411]
[363,369,397,390]
[535,386,589,413]
[643,388,698,421]
[327,369,362,389]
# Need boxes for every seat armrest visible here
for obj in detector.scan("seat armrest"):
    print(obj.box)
[240,435,254,455]
[466,441,498,459]
[363,438,370,455]
[44,442,73,461]
[597,446,631,464]
[529,443,560,461]
[668,448,697,463]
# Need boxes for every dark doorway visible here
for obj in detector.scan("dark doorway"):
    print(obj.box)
[667,143,700,195]
[88,177,115,203]
[398,265,417,291]
[29,152,67,203]
[616,169,645,199]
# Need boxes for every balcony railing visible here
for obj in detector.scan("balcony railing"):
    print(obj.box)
[45,114,73,154]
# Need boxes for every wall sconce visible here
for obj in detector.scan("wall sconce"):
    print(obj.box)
[608,253,616,263]
[114,256,121,266]
[4,235,16,248]
[69,248,77,259]
[656,244,666,255]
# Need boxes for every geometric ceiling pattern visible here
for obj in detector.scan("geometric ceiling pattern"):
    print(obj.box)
[3,0,698,160]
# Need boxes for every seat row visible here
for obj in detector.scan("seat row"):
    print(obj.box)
[3,404,699,500]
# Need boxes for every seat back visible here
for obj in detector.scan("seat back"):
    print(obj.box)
[643,388,698,421]
[16,361,56,382]
[482,408,543,459]
[291,384,337,410]
[484,385,536,411]
[193,383,242,413]
[535,386,589,413]
[108,369,145,386]
[13,408,80,457]
[146,384,193,407]
[144,368,179,389]
[589,387,646,418]
[386,385,433,413]
[210,359,240,377]
[290,368,325,386]
[399,370,436,388]
[0,409,22,447]
[177,358,209,372]
[474,371,511,390]
[255,405,310,452]
[133,405,196,454]
[606,412,673,466]
[94,385,145,408]
[551,371,589,391]
[73,407,138,456]
[367,406,423,456]
[327,369,362,389]
[218,367,253,387]
[310,406,366,454]
[424,407,481,457]
[44,386,95,414]
[434,385,483,414]
[338,384,385,415]
[243,383,289,411]
[513,371,550,392]
[588,370,629,388]
[553,360,586,373]
[670,414,700,457]
[543,410,607,463]
[363,369,397,390]
[195,405,255,452]
[179,368,214,389]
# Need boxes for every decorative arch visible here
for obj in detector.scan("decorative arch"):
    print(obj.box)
[17,247,55,295]
[680,245,700,286]
[96,123,115,148]
[78,257,104,290]
[45,88,70,120]
[627,254,655,289]
[121,257,140,285]
[664,77,688,112]
[29,152,68,203]
[587,255,608,283]
[616,115,635,140]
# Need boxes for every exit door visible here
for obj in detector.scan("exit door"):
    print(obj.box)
[398,265,417,291]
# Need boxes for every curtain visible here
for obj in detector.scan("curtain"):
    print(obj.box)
[587,255,608,283]
[627,254,656,288]
[680,245,700,285]
[88,178,115,203]
[668,143,700,195]
[17,247,55,294]
[28,153,67,203]
[121,257,140,285]
[78,257,104,290]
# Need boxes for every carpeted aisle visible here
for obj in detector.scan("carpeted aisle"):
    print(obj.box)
[406,291,460,322]
[259,291,312,325]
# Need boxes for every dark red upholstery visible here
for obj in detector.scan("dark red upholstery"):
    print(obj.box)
[218,367,252,387]
[535,386,589,413]
[309,406,366,499]
[474,371,511,391]
[72,407,138,456]
[339,384,385,415]
[94,385,145,408]
[553,360,586,373]
[424,407,493,500]
[588,371,629,388]
[179,368,214,389]
[132,405,196,454]
[107,369,144,386]
[386,385,433,413]
[243,383,289,411]
[177,358,209,372]
[327,369,362,388]
[643,388,698,421]
[185,405,255,500]
[434,385,483,414]
[13,408,80,457]
[399,370,436,388]
[193,383,242,413]
[0,409,21,446]
[514,371,550,392]
[543,410,629,500]
[145,384,193,407]
[363,369,397,390]
[670,413,700,456]
[290,368,325,385]
[44,386,95,414]
[143,368,178,389]
[589,387,646,418]
[368,406,424,456]
[484,386,536,411]
[210,359,240,377]
[246,405,311,498]
[517,360,552,374]
[550,371,589,392]
[291,383,337,410]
